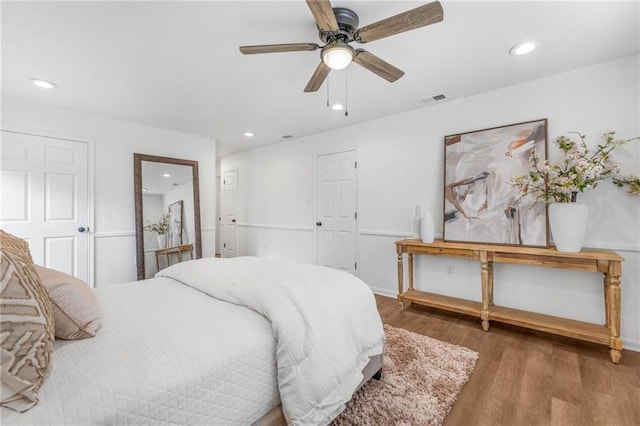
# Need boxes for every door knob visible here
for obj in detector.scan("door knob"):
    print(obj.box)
[316,221,322,227]
[78,227,88,233]
[231,219,236,223]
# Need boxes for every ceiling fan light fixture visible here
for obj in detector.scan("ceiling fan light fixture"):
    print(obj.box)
[322,42,354,70]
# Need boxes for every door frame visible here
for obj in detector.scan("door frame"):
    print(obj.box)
[314,149,359,275]
[1,125,96,286]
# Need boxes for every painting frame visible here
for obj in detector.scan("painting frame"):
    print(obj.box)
[443,118,549,247]
[168,200,184,247]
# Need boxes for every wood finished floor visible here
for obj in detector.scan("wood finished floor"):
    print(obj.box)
[375,295,640,426]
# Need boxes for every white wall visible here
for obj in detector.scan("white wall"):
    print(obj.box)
[221,55,640,350]
[2,96,216,285]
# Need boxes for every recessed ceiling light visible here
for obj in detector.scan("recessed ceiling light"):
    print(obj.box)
[163,173,171,178]
[244,131,254,137]
[509,41,538,56]
[142,187,148,192]
[31,78,57,89]
[330,103,344,111]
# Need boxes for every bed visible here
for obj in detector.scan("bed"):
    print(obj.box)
[1,255,385,425]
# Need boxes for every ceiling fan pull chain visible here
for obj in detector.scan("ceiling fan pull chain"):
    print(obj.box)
[326,73,331,108]
[344,67,349,117]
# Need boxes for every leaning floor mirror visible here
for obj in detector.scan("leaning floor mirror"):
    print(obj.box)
[134,153,202,280]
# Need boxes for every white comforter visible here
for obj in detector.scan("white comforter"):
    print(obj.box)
[158,257,385,426]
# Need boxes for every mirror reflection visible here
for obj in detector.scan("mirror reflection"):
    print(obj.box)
[134,154,201,280]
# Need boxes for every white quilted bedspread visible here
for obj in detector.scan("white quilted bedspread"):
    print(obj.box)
[2,277,279,425]
[158,257,385,426]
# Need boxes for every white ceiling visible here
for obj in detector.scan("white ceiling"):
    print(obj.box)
[2,1,638,158]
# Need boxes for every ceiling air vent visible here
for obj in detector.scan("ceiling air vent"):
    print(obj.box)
[420,94,447,105]
[282,135,294,139]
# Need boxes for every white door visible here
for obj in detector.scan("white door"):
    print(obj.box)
[316,151,357,273]
[220,169,237,258]
[0,130,90,281]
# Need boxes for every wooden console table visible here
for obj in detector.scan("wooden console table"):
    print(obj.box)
[155,244,194,271]
[395,239,624,363]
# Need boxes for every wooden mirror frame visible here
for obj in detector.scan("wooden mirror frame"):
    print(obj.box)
[134,153,202,280]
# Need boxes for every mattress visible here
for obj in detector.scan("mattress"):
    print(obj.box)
[2,277,280,425]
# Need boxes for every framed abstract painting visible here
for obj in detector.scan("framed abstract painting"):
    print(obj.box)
[443,119,548,247]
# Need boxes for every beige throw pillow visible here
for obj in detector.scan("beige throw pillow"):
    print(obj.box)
[0,247,55,412]
[34,265,101,340]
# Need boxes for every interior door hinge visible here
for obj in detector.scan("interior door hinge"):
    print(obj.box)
[354,212,358,219]
[355,262,358,270]
[223,243,226,248]
[354,161,357,169]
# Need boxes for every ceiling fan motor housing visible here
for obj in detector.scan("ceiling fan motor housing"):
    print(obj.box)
[319,7,359,43]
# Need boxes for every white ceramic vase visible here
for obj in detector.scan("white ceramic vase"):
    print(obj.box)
[549,202,588,252]
[157,234,167,249]
[421,212,435,243]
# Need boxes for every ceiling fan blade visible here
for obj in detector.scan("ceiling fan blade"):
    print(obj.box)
[239,43,320,55]
[306,0,339,33]
[353,49,404,82]
[354,1,443,43]
[304,62,331,92]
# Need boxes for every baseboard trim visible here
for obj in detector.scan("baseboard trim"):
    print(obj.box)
[370,286,397,298]
[623,337,640,352]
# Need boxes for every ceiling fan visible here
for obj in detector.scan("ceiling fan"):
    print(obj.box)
[239,0,444,93]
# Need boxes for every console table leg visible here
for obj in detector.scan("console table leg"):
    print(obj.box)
[408,253,414,291]
[488,261,494,306]
[481,314,490,332]
[610,349,622,364]
[480,252,491,331]
[603,274,610,328]
[397,246,405,310]
[607,261,622,363]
